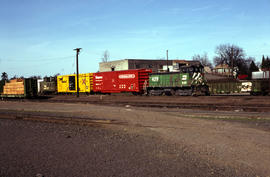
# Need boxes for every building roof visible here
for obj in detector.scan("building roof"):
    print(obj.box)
[214,64,230,69]
[100,59,194,64]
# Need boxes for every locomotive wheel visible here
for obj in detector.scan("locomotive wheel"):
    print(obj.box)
[149,89,155,96]
[164,89,174,96]
[132,92,142,96]
[170,89,175,96]
[149,89,163,96]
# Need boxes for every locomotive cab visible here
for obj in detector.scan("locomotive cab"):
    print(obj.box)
[179,65,204,74]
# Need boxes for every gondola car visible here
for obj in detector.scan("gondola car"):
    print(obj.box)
[250,80,269,95]
[250,71,270,95]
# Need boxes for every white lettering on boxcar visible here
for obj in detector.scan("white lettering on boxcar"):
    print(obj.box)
[182,75,187,81]
[151,77,159,82]
[95,76,103,79]
[241,82,252,92]
[118,74,135,79]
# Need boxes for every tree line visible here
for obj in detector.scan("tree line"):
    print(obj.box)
[0,73,42,81]
[0,73,60,82]
[193,43,269,78]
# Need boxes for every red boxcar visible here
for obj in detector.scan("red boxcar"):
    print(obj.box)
[93,69,152,94]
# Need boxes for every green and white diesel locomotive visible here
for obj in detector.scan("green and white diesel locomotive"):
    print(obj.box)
[146,65,209,96]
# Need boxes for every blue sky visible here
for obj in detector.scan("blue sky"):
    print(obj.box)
[0,0,269,77]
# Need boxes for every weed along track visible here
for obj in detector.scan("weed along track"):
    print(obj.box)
[105,102,270,112]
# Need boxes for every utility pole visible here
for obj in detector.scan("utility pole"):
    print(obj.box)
[74,48,82,97]
[231,48,234,78]
[166,50,169,72]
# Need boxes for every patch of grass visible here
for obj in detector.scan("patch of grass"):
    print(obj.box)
[168,113,270,122]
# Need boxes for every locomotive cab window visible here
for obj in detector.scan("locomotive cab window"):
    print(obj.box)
[180,68,187,73]
[200,68,204,73]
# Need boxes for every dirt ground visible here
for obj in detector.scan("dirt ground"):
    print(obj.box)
[0,98,270,176]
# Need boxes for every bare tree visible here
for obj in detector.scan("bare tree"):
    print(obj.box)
[214,44,245,66]
[214,44,249,74]
[54,73,60,77]
[192,52,212,68]
[10,75,17,80]
[101,50,110,62]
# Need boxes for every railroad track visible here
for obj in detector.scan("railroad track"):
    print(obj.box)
[1,97,270,112]
[0,110,126,127]
[39,98,270,112]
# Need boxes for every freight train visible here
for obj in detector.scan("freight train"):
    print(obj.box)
[54,65,209,96]
[1,67,269,98]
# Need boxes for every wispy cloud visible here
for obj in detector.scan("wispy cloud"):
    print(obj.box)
[69,15,111,27]
[163,7,185,15]
[191,5,214,12]
[142,0,156,6]
[164,4,214,15]
[235,12,249,21]
[28,41,52,51]
[121,24,192,40]
[125,29,160,37]
[220,7,232,12]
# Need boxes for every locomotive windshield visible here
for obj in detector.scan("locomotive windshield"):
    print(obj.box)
[179,65,203,74]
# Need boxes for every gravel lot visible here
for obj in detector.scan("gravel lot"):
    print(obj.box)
[0,100,270,177]
[0,119,232,177]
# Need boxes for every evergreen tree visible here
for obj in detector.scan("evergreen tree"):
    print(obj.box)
[1,72,8,81]
[266,56,270,69]
[248,60,259,79]
[261,55,266,69]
